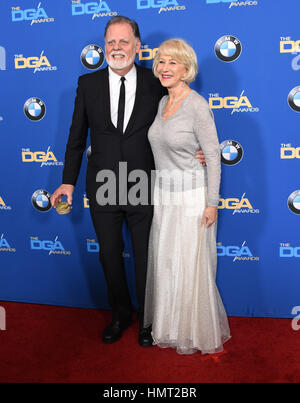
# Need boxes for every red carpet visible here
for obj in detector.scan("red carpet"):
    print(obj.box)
[0,301,299,383]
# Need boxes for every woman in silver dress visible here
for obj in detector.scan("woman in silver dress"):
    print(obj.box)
[144,39,231,355]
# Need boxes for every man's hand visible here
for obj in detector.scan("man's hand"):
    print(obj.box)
[195,150,206,166]
[201,206,217,227]
[50,184,74,207]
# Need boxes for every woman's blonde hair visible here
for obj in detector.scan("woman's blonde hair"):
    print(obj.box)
[153,38,198,84]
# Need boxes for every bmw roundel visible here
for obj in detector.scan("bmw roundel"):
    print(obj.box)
[215,35,242,62]
[32,189,52,212]
[81,45,104,70]
[288,190,300,214]
[24,98,46,121]
[288,86,300,112]
[220,140,243,165]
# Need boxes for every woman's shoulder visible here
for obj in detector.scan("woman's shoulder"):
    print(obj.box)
[188,90,215,121]
[188,90,210,109]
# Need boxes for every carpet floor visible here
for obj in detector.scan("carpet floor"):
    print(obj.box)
[0,301,299,383]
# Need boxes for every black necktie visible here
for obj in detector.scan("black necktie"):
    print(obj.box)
[117,76,125,133]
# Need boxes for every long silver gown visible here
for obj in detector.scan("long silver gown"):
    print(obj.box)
[144,90,231,355]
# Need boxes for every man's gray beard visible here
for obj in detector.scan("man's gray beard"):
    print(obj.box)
[106,53,136,71]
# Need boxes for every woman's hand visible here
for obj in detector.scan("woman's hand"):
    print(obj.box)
[195,149,206,166]
[201,206,218,227]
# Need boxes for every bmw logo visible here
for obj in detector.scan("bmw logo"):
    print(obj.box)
[220,140,243,165]
[288,86,300,112]
[86,145,91,160]
[24,98,46,121]
[215,35,242,62]
[32,189,52,212]
[81,45,104,70]
[288,190,300,214]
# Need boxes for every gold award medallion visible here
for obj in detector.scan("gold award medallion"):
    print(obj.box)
[55,201,72,215]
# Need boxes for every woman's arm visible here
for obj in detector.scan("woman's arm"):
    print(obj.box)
[193,95,221,226]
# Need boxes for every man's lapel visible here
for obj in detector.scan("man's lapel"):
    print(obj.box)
[102,67,120,133]
[123,63,143,137]
[101,64,144,136]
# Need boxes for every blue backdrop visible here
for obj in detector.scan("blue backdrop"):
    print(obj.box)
[0,0,299,318]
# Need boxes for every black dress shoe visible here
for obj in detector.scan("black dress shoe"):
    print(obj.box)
[138,325,153,347]
[102,318,132,344]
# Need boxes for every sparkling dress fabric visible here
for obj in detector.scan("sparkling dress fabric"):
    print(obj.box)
[144,91,231,355]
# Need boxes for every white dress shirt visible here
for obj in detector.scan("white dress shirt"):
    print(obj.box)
[108,65,137,132]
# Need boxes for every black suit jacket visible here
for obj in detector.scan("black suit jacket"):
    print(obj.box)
[62,64,166,207]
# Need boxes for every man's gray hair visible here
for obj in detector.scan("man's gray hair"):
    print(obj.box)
[104,16,141,41]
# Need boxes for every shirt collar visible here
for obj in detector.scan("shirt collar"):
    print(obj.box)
[108,64,136,84]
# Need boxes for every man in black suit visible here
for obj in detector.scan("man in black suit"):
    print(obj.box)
[51,16,166,346]
[51,16,205,347]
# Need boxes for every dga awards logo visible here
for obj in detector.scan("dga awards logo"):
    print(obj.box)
[207,0,258,8]
[86,238,129,257]
[287,190,300,215]
[219,193,259,215]
[215,36,242,62]
[0,234,16,253]
[71,1,117,19]
[137,0,186,13]
[24,98,46,121]
[11,2,54,25]
[139,45,158,61]
[209,91,259,114]
[30,236,71,255]
[87,239,99,252]
[288,87,300,112]
[280,144,300,159]
[15,51,57,73]
[280,37,300,71]
[280,243,300,258]
[220,140,243,165]
[217,241,259,261]
[81,45,104,70]
[31,189,52,212]
[22,147,63,167]
[0,196,12,211]
[0,46,6,70]
[280,38,300,54]
[83,193,90,208]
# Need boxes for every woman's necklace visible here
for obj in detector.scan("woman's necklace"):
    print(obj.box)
[163,86,190,119]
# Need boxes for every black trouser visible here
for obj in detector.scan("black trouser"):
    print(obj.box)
[89,203,153,323]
